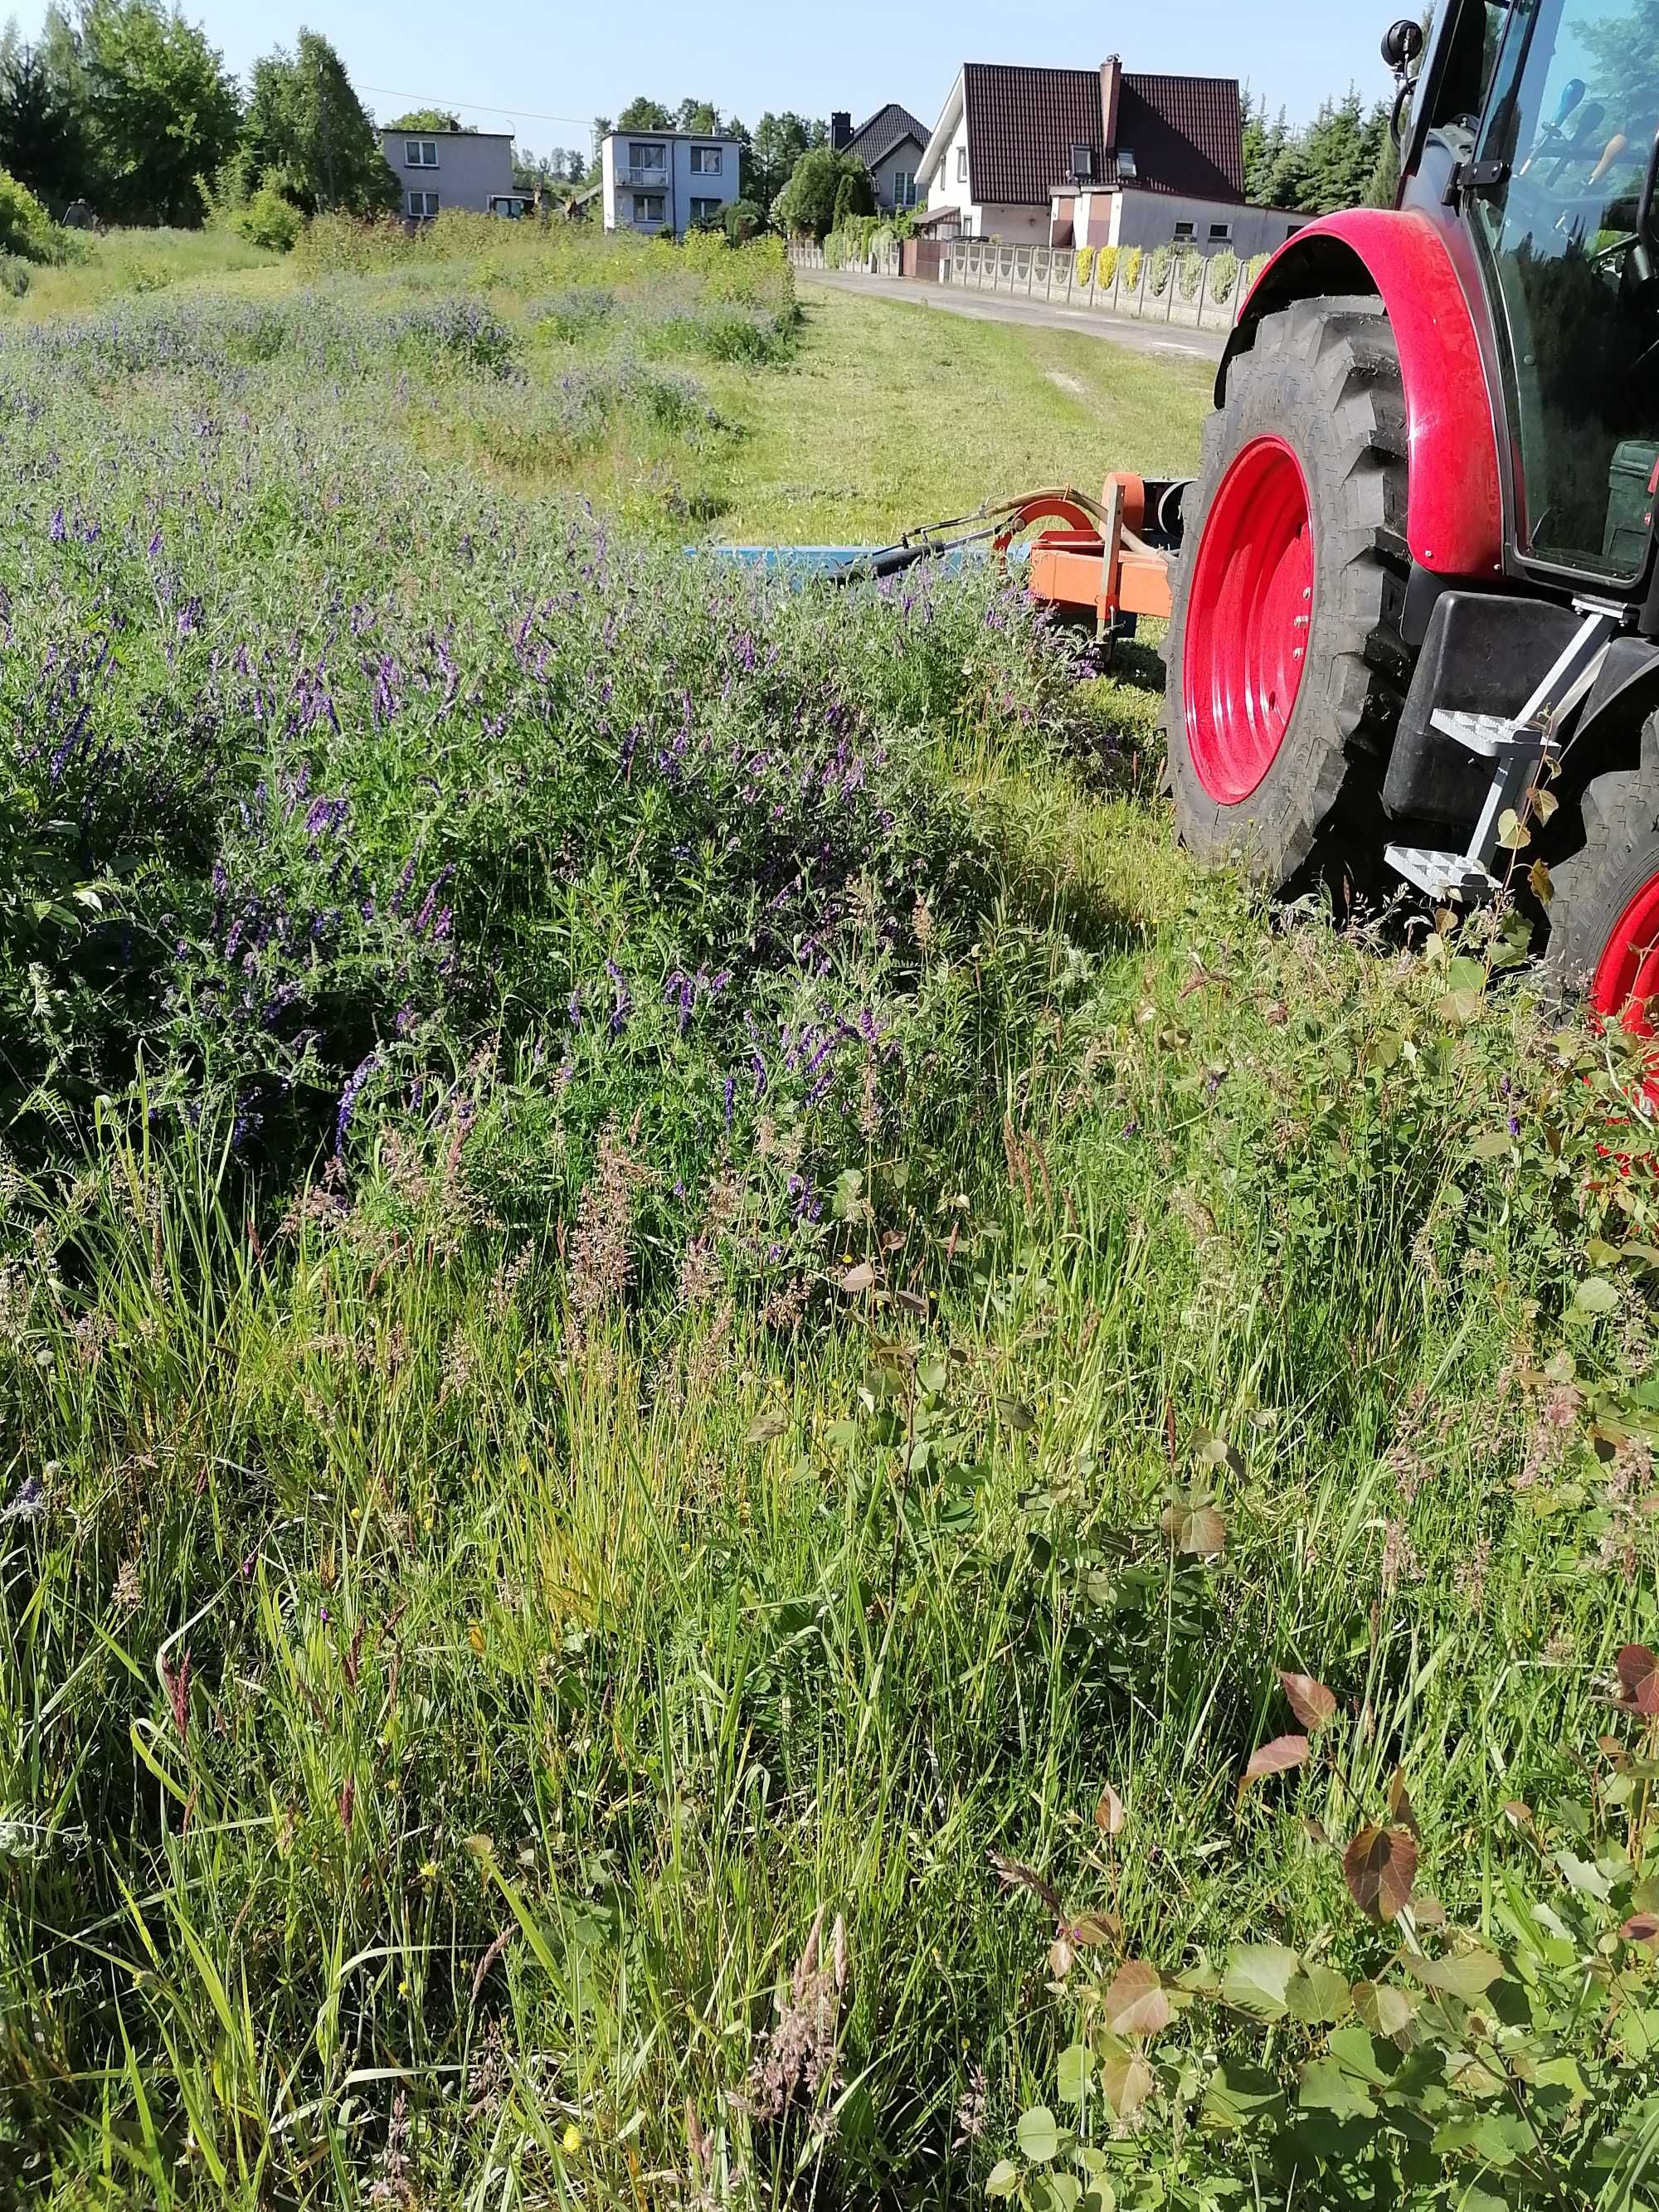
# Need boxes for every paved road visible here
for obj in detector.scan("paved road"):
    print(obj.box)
[796,266,1228,365]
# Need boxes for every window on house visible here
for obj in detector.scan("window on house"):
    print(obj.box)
[1174,221,1197,241]
[405,139,438,168]
[629,143,667,173]
[1117,147,1139,181]
[891,171,917,209]
[689,197,722,223]
[689,145,722,173]
[956,146,968,182]
[407,189,439,218]
[632,192,665,224]
[1208,221,1232,242]
[1069,141,1093,182]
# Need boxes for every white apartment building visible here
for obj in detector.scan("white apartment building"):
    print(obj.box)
[600,130,744,239]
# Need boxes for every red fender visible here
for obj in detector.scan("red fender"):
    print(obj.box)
[1226,210,1503,581]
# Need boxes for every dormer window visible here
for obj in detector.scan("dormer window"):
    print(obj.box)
[1070,141,1093,182]
[1117,146,1139,181]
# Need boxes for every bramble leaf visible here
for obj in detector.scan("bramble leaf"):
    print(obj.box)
[1344,1826,1417,1923]
[1017,2107,1061,2164]
[1355,1980,1418,2037]
[1279,1672,1337,1731]
[1618,1646,1659,1718]
[1056,2044,1092,2104]
[1242,1734,1310,1791]
[1286,1962,1352,2026]
[1099,2047,1153,2120]
[1221,1943,1300,2020]
[1102,1960,1172,2038]
[1400,1946,1504,1996]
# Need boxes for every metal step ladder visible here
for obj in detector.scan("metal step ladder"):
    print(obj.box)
[1385,605,1618,903]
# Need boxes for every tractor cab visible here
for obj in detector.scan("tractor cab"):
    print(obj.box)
[1151,0,1659,1038]
[1409,0,1659,586]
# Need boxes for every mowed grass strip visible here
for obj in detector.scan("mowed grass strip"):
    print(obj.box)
[698,284,1214,542]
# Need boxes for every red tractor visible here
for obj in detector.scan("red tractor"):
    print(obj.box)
[1165,0,1659,1029]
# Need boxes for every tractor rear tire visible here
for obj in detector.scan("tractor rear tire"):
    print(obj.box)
[1543,716,1659,1020]
[1164,294,1410,895]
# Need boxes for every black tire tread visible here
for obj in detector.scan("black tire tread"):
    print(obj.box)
[1165,294,1409,893]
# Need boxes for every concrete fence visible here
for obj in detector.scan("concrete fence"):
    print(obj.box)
[790,237,1259,333]
[941,239,1256,331]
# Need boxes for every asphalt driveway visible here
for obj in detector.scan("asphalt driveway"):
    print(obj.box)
[796,266,1228,365]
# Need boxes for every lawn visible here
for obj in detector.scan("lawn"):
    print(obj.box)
[1,217,1657,2212]
[696,284,1214,542]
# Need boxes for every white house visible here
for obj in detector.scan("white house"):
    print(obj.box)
[378,128,518,219]
[917,58,1301,255]
[600,129,744,239]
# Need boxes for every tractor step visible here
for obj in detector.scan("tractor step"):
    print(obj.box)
[1429,709,1544,761]
[1388,607,1618,906]
[1384,845,1501,902]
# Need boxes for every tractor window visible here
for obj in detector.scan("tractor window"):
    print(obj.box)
[1469,0,1659,578]
[1427,3,1511,133]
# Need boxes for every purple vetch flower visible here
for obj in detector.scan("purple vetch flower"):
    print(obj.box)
[567,987,583,1029]
[1509,1115,1521,1138]
[176,598,202,639]
[606,960,631,1035]
[723,1075,736,1128]
[47,506,66,542]
[334,1052,379,1153]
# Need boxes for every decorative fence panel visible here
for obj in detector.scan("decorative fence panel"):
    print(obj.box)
[791,238,1258,331]
[940,239,1255,331]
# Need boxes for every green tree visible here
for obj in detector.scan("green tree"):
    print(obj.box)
[616,95,672,130]
[385,107,467,133]
[830,160,873,231]
[767,137,857,237]
[674,97,721,134]
[0,41,86,209]
[1242,94,1292,204]
[79,0,241,226]
[745,109,820,215]
[241,31,398,216]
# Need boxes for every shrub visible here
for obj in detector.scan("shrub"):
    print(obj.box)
[1073,246,1094,289]
[0,251,30,297]
[1147,244,1174,296]
[1093,245,1119,291]
[1209,246,1242,304]
[235,182,304,254]
[723,197,762,244]
[1121,246,1142,292]
[1177,246,1204,300]
[0,167,69,264]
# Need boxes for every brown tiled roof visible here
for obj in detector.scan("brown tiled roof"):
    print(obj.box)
[847,102,927,170]
[961,62,1244,207]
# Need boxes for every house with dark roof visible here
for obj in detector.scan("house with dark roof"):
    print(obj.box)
[830,104,929,213]
[917,58,1304,256]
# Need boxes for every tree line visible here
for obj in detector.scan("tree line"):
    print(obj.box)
[1242,89,1399,215]
[0,1,406,228]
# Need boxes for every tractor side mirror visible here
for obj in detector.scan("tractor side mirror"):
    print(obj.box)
[1382,18,1425,76]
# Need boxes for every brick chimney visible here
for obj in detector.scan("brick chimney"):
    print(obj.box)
[1099,57,1122,152]
[831,110,853,152]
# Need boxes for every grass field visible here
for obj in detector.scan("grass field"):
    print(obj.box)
[2,218,1658,2211]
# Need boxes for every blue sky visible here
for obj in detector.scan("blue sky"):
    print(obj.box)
[29,1,1398,148]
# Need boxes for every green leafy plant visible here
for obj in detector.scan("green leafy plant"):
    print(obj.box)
[990,1658,1659,2209]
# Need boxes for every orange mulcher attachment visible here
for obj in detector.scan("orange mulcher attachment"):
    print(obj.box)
[992,473,1182,653]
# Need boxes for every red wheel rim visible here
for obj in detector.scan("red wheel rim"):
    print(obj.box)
[1591,871,1659,1153]
[1593,872,1659,1038]
[1183,436,1315,806]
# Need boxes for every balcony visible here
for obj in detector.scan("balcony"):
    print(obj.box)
[622,164,669,187]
